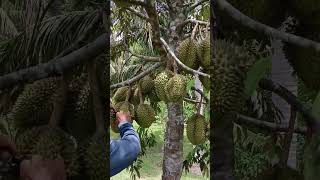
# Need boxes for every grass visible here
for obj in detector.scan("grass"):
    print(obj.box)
[110,120,209,180]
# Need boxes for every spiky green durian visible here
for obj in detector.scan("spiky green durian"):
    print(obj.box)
[139,75,154,94]
[130,87,141,106]
[154,70,173,102]
[178,38,199,70]
[147,90,160,104]
[118,101,135,120]
[136,103,156,128]
[16,126,79,177]
[112,87,129,103]
[165,74,187,102]
[212,40,254,114]
[186,114,206,145]
[84,133,107,180]
[198,38,211,67]
[8,78,59,129]
[62,83,96,141]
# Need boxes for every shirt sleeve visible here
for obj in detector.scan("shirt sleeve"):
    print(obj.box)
[110,122,141,177]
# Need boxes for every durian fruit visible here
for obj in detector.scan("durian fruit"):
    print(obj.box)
[131,87,141,106]
[112,86,129,103]
[16,126,79,177]
[8,78,59,129]
[114,101,124,111]
[283,27,320,90]
[83,133,107,180]
[212,39,254,114]
[136,103,156,128]
[165,74,187,102]
[147,89,160,104]
[154,70,173,102]
[118,101,134,114]
[186,114,207,145]
[62,83,96,141]
[198,37,210,67]
[139,75,154,94]
[178,38,199,70]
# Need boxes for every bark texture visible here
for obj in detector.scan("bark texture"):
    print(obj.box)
[162,102,184,180]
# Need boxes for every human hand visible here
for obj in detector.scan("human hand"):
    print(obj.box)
[20,155,66,180]
[116,111,132,125]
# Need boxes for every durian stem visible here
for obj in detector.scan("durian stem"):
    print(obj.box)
[49,75,69,127]
[191,22,199,40]
[88,61,105,134]
[173,60,178,74]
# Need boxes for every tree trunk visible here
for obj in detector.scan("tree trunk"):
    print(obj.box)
[211,113,236,180]
[211,2,235,179]
[271,37,298,169]
[162,102,184,180]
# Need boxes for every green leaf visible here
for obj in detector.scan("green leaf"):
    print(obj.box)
[244,57,271,98]
[311,91,320,119]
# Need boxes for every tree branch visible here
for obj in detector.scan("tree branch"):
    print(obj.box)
[143,0,167,58]
[178,19,209,29]
[216,0,320,51]
[126,7,151,22]
[130,51,161,62]
[0,33,108,90]
[184,98,207,104]
[259,79,320,132]
[110,62,163,90]
[186,0,209,12]
[280,107,297,167]
[160,38,210,77]
[191,86,209,102]
[235,114,307,135]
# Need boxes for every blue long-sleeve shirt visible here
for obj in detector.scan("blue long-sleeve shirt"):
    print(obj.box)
[110,122,141,177]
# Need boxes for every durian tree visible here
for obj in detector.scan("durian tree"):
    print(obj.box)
[0,0,110,179]
[110,0,210,179]
[213,0,320,180]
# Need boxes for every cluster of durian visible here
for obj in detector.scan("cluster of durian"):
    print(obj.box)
[7,77,107,180]
[111,75,158,132]
[177,34,210,90]
[212,39,254,114]
[111,67,191,132]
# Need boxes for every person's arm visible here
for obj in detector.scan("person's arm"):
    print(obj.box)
[110,112,141,177]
